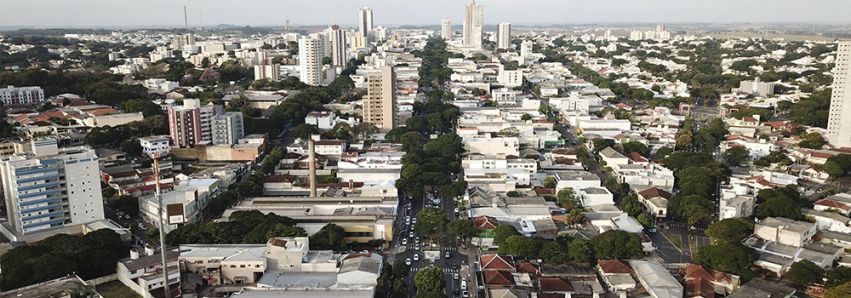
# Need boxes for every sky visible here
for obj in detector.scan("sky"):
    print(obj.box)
[1,0,849,28]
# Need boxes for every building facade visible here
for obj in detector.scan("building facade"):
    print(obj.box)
[463,0,484,49]
[167,99,224,148]
[212,112,245,146]
[497,23,511,50]
[363,67,397,132]
[328,25,348,67]
[441,18,453,40]
[298,37,323,86]
[828,41,851,148]
[358,7,374,40]
[0,85,45,105]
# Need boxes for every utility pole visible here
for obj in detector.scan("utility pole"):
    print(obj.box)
[153,155,171,298]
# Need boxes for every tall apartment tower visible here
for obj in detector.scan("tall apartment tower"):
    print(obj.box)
[364,67,397,132]
[463,0,484,49]
[299,37,323,86]
[167,99,223,148]
[328,25,348,67]
[497,23,511,50]
[212,112,245,146]
[0,140,104,237]
[358,7,374,40]
[441,18,453,40]
[827,41,851,148]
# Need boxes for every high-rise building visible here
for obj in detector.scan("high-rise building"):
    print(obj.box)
[167,99,224,148]
[0,139,104,236]
[441,18,453,40]
[364,67,397,132]
[358,7,374,40]
[497,22,511,50]
[328,25,348,67]
[520,40,534,57]
[254,62,280,81]
[212,112,245,146]
[351,33,367,51]
[299,37,323,86]
[827,41,851,148]
[0,85,45,105]
[463,0,484,49]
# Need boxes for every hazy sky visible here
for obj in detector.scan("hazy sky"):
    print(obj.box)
[1,0,849,28]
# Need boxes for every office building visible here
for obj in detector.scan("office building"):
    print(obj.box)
[328,25,348,67]
[212,112,245,146]
[0,85,45,105]
[497,23,511,50]
[299,37,323,86]
[463,0,484,49]
[358,7,374,40]
[364,67,397,132]
[441,18,453,40]
[0,140,104,236]
[167,99,224,148]
[828,41,851,148]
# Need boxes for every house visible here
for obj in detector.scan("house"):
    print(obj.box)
[754,217,816,247]
[116,250,181,298]
[179,244,267,285]
[636,187,671,219]
[596,259,636,293]
[579,187,615,207]
[728,278,794,298]
[814,193,851,216]
[804,209,851,233]
[682,263,740,298]
[481,254,516,271]
[628,260,684,298]
[599,147,630,168]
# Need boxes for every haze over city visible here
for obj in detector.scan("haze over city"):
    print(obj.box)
[2,0,851,27]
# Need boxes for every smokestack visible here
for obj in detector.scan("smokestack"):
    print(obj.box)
[308,139,317,197]
[184,6,188,30]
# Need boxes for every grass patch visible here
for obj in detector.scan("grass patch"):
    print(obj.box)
[96,280,142,298]
[663,231,684,250]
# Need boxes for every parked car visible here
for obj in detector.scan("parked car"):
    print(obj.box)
[405,258,412,266]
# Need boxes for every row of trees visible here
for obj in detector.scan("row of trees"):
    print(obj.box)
[166,210,306,245]
[492,224,642,265]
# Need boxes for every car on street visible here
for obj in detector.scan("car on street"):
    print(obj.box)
[415,237,420,244]
[409,231,414,238]
[413,254,420,261]
[401,238,408,245]
[453,273,459,280]
[462,290,469,298]
[405,258,411,266]
[414,244,420,250]
[412,218,417,225]
[444,251,451,259]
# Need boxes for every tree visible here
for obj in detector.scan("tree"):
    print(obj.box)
[755,187,806,220]
[724,146,750,166]
[110,195,139,217]
[678,195,715,227]
[493,225,519,246]
[543,176,558,188]
[309,224,346,251]
[800,132,827,149]
[123,99,164,117]
[694,242,757,280]
[291,123,320,140]
[786,260,825,286]
[414,266,445,293]
[557,188,580,209]
[414,208,448,240]
[590,230,643,259]
[521,113,532,121]
[352,122,379,141]
[705,218,754,243]
[622,141,650,156]
[826,266,851,288]
[826,281,851,298]
[568,238,594,264]
[448,220,479,241]
[539,240,570,264]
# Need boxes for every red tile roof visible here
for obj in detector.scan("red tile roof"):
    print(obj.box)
[597,259,632,274]
[638,187,672,200]
[474,216,499,230]
[539,277,574,292]
[516,262,539,275]
[815,199,851,211]
[483,270,515,287]
[480,254,515,271]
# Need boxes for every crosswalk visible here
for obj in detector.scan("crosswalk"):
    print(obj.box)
[410,267,461,273]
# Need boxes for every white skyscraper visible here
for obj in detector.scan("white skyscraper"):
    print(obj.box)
[358,7,374,40]
[463,0,483,49]
[299,37,323,86]
[328,25,348,67]
[827,41,851,148]
[441,18,453,40]
[497,22,511,50]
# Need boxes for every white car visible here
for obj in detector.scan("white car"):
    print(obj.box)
[409,231,414,238]
[414,244,420,251]
[413,254,420,261]
[401,238,408,245]
[453,273,459,280]
[412,218,417,225]
[405,258,412,266]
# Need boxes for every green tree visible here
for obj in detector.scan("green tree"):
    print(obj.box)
[414,266,445,293]
[123,99,164,116]
[786,260,825,286]
[543,176,558,189]
[448,220,479,241]
[309,224,346,251]
[568,238,594,264]
[724,146,750,166]
[799,132,827,149]
[826,266,851,288]
[694,242,757,280]
[521,113,532,121]
[352,122,379,141]
[493,224,519,246]
[678,195,715,227]
[705,218,754,243]
[557,188,580,209]
[755,186,807,220]
[590,230,643,259]
[622,141,650,156]
[539,240,570,264]
[414,208,448,241]
[291,123,320,140]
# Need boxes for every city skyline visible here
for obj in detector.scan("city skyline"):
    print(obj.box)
[2,0,851,28]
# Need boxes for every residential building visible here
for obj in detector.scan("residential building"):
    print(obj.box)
[497,22,511,49]
[441,18,453,40]
[629,259,684,298]
[754,217,816,247]
[463,0,484,49]
[253,62,280,81]
[637,187,671,219]
[328,25,348,67]
[363,66,397,131]
[729,279,794,298]
[116,250,181,298]
[682,263,740,298]
[299,37,323,86]
[0,85,45,105]
[828,41,851,148]
[0,141,105,238]
[358,7,374,40]
[596,259,636,293]
[140,135,171,157]
[211,112,245,146]
[498,66,523,88]
[167,99,223,148]
[180,244,267,285]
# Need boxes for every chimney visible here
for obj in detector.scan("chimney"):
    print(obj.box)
[308,139,317,197]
